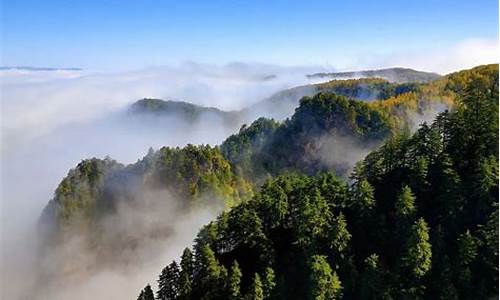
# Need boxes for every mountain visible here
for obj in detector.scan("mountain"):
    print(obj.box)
[37,64,498,300]
[140,63,498,299]
[129,98,242,126]
[307,67,441,83]
[128,67,443,127]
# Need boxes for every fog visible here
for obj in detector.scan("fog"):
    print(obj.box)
[0,60,453,299]
[0,62,325,300]
[32,188,221,300]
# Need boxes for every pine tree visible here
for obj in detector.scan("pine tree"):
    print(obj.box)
[157,261,180,300]
[178,248,194,299]
[329,213,351,255]
[246,273,264,300]
[402,218,432,278]
[262,267,276,299]
[395,185,416,218]
[228,261,242,300]
[309,255,342,300]
[359,254,389,300]
[352,179,375,213]
[198,244,225,298]
[138,284,154,300]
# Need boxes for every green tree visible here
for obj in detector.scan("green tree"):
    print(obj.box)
[403,218,432,278]
[157,261,180,300]
[329,213,351,255]
[197,244,226,299]
[309,255,342,300]
[246,273,264,300]
[262,267,277,299]
[228,261,242,300]
[352,179,375,212]
[359,254,390,300]
[395,185,416,218]
[178,248,194,298]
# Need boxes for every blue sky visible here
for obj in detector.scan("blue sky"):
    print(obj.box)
[2,0,498,70]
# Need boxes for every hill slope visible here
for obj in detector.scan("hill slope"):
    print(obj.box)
[139,63,498,300]
[129,98,241,126]
[37,64,498,300]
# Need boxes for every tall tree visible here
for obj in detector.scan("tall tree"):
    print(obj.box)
[157,261,180,300]
[402,218,432,278]
[178,248,194,298]
[395,185,416,218]
[246,273,264,300]
[359,254,389,300]
[352,178,376,213]
[309,255,342,300]
[262,267,277,299]
[228,261,242,300]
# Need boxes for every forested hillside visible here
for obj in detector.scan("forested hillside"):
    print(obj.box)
[37,65,498,300]
[136,64,498,299]
[245,69,450,120]
[130,98,241,127]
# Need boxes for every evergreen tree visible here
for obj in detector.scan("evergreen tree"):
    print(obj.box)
[262,267,276,299]
[402,218,432,278]
[359,254,389,300]
[352,178,375,213]
[329,213,351,255]
[144,285,155,300]
[309,255,342,300]
[246,273,264,300]
[395,185,416,218]
[137,285,155,300]
[228,261,242,300]
[178,248,194,298]
[198,244,226,299]
[179,248,194,299]
[157,261,180,300]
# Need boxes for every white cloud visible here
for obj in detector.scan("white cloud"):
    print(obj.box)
[357,38,499,74]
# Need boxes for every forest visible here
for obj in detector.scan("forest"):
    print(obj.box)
[39,64,498,300]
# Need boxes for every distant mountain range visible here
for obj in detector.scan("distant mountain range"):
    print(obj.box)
[307,67,441,83]
[129,67,441,123]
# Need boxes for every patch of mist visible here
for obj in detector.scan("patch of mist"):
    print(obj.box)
[17,188,220,300]
[409,102,449,131]
[312,134,380,176]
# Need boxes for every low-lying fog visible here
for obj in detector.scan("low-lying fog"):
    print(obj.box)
[0,62,327,299]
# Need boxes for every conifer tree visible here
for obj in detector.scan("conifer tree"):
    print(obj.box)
[395,185,416,218]
[157,261,180,300]
[228,261,242,300]
[246,273,264,300]
[262,267,276,299]
[402,218,432,278]
[309,255,342,300]
[178,248,194,298]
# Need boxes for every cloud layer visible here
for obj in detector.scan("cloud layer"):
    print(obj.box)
[355,38,499,74]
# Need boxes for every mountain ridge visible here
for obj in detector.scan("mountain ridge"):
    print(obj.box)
[307,67,441,83]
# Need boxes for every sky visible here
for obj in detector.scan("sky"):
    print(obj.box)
[1,0,499,71]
